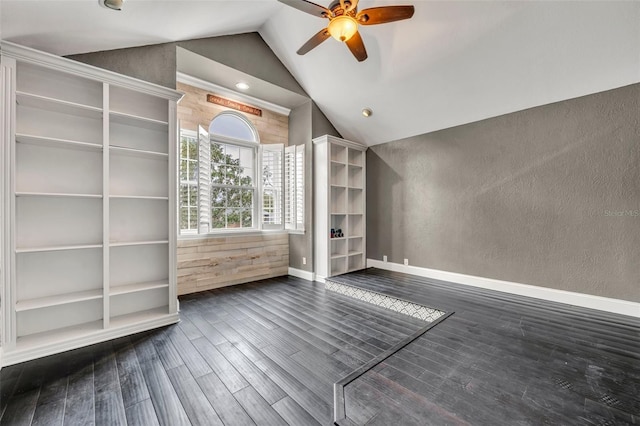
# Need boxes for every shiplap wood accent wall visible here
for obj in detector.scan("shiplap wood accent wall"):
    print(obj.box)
[176,83,290,295]
[177,82,288,145]
[177,234,289,295]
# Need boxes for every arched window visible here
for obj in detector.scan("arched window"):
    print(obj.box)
[208,111,259,143]
[209,112,259,230]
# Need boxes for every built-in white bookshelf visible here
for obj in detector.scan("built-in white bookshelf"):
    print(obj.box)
[0,41,182,366]
[313,135,366,281]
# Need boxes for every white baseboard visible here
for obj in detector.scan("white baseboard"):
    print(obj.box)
[367,259,640,318]
[288,267,315,282]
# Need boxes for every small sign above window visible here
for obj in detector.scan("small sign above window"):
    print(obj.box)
[207,94,262,117]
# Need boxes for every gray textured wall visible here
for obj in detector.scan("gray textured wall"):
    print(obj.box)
[177,34,306,97]
[69,43,177,88]
[367,83,640,302]
[68,32,339,272]
[312,102,341,139]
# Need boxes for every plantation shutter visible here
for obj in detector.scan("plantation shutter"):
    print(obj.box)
[284,145,296,230]
[197,126,210,233]
[295,144,305,231]
[260,144,284,230]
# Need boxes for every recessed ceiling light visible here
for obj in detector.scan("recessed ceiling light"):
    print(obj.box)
[100,0,124,10]
[362,108,372,117]
[235,82,250,91]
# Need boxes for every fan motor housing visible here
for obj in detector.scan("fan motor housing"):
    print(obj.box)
[328,0,357,18]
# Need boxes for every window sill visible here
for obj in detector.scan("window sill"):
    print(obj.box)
[179,229,289,240]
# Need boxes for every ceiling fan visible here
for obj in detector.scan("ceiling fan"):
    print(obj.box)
[278,0,415,62]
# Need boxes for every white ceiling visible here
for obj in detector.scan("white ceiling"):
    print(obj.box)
[1,1,639,146]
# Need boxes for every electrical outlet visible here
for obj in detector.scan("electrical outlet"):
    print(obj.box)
[383,255,388,262]
[404,258,409,266]
[302,257,307,265]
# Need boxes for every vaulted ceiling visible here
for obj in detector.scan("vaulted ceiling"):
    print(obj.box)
[1,1,638,145]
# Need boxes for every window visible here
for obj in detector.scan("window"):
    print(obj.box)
[179,131,198,232]
[210,141,256,229]
[179,111,304,235]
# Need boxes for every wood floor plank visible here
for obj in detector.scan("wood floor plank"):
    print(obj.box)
[0,386,40,426]
[93,351,127,426]
[63,363,95,426]
[258,344,333,402]
[343,377,398,425]
[332,349,368,370]
[272,396,322,426]
[364,404,424,426]
[131,334,161,365]
[195,372,256,426]
[165,325,213,378]
[234,386,287,426]
[216,341,287,404]
[224,320,273,350]
[139,359,191,426]
[0,364,23,419]
[191,337,249,393]
[151,327,185,371]
[209,318,246,345]
[165,365,224,426]
[114,340,150,409]
[253,356,332,424]
[290,348,352,380]
[125,399,160,426]
[233,340,266,364]
[176,316,205,340]
[30,375,67,426]
[187,314,229,346]
[226,300,280,331]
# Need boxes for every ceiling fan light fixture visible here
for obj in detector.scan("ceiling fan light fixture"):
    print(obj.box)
[101,0,124,10]
[327,15,358,42]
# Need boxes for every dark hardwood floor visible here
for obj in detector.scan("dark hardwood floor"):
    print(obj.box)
[1,269,638,426]
[0,274,425,426]
[329,269,640,426]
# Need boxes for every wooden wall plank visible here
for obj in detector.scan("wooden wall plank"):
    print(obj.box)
[177,234,289,295]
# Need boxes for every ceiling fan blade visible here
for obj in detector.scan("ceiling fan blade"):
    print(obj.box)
[345,31,367,62]
[356,6,415,25]
[278,0,332,18]
[297,28,331,55]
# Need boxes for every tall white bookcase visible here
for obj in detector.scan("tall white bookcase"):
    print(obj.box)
[0,42,182,366]
[313,135,366,282]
